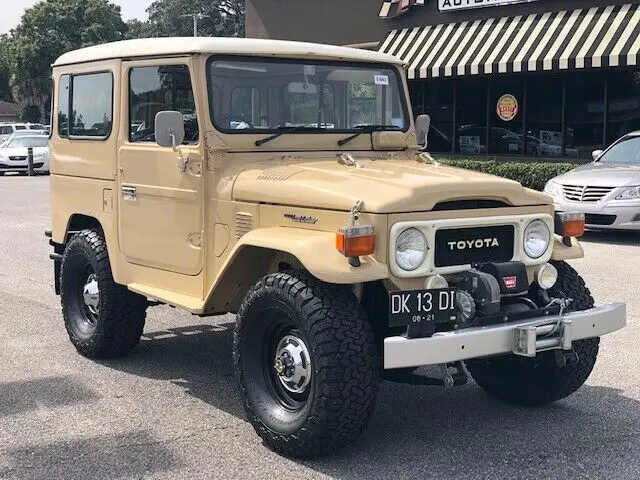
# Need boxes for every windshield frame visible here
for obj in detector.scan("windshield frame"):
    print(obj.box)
[205,54,410,136]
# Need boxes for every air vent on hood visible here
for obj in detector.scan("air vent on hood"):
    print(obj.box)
[258,166,303,181]
[433,200,509,211]
[236,212,253,239]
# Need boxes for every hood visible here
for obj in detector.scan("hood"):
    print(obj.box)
[553,161,640,187]
[232,158,551,213]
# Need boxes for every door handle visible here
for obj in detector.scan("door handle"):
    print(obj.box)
[121,185,137,200]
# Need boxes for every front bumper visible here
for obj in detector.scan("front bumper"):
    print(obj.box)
[383,302,625,369]
[0,160,46,172]
[552,196,640,230]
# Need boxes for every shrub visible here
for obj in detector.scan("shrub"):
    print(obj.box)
[437,158,580,191]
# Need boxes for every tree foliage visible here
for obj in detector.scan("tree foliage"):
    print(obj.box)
[5,0,126,122]
[0,35,12,102]
[143,0,244,38]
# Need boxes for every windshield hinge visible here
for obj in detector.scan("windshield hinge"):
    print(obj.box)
[338,153,363,168]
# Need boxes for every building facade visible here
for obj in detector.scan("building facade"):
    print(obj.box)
[246,0,640,159]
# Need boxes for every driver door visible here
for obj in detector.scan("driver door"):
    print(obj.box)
[117,58,204,276]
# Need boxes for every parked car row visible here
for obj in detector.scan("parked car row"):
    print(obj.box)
[0,123,49,175]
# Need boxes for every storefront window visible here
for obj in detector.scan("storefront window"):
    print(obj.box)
[412,80,453,153]
[565,72,605,158]
[456,78,487,155]
[525,74,563,157]
[606,70,640,147]
[489,78,523,155]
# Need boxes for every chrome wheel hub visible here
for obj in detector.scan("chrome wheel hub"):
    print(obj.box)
[273,334,311,394]
[82,274,100,317]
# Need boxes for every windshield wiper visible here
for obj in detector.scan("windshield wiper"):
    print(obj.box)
[255,125,325,147]
[337,124,402,146]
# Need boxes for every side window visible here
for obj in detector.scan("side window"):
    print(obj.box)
[230,88,260,128]
[70,73,113,138]
[58,75,70,137]
[57,72,113,139]
[0,126,11,134]
[129,65,198,143]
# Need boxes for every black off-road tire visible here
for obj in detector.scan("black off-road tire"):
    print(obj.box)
[466,260,600,406]
[233,270,379,458]
[60,229,148,359]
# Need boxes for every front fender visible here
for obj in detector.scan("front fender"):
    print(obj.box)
[551,236,584,261]
[231,227,388,284]
[203,227,388,314]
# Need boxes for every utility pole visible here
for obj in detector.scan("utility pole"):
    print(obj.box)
[180,13,209,37]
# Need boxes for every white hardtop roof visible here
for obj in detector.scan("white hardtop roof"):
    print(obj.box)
[53,37,402,67]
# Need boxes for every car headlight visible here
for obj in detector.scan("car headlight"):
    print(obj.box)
[395,228,427,271]
[616,186,640,200]
[544,180,561,197]
[523,219,550,259]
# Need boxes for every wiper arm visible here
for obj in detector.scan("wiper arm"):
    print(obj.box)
[255,125,324,147]
[338,124,402,146]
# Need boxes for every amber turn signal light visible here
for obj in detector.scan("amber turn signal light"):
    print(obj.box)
[555,212,585,238]
[336,225,375,257]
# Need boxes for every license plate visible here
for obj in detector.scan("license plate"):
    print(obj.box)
[388,288,457,328]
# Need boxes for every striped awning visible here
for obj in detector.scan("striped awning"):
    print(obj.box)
[378,4,640,79]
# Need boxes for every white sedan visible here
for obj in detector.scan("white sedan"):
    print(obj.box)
[0,135,49,175]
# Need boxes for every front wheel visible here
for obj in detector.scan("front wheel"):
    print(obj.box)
[233,271,379,458]
[466,261,600,406]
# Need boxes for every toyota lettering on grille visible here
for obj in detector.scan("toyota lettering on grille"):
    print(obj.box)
[447,238,500,251]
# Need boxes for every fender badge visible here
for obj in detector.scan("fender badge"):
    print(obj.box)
[503,276,517,289]
[284,213,318,225]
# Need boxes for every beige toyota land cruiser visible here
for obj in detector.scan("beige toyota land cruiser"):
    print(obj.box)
[46,37,626,458]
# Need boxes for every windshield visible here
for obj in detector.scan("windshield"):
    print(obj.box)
[6,136,48,148]
[599,136,640,164]
[207,57,408,134]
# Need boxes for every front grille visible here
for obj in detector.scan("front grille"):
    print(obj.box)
[562,185,615,202]
[433,200,509,211]
[434,225,515,267]
[584,213,617,226]
[0,162,44,170]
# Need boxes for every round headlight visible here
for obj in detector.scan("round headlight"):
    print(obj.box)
[396,228,427,271]
[523,219,551,259]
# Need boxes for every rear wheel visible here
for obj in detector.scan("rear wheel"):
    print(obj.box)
[234,271,379,458]
[60,229,147,358]
[466,261,599,406]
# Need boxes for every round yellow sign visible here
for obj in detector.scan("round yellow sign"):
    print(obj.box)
[496,94,519,122]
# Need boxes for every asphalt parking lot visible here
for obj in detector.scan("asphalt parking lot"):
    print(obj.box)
[0,175,638,480]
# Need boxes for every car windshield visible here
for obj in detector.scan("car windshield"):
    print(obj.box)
[599,136,640,163]
[6,136,48,148]
[207,57,408,134]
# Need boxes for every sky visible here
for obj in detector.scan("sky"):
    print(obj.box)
[1,0,153,34]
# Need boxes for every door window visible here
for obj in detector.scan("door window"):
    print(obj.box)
[129,65,198,143]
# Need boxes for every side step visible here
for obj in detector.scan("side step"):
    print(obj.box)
[127,283,205,314]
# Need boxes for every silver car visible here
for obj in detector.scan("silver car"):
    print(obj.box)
[544,132,640,230]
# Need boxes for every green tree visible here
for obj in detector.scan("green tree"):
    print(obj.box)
[145,0,244,38]
[0,35,13,102]
[6,0,126,123]
[125,18,155,40]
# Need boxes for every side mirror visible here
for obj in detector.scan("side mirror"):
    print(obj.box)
[592,149,604,161]
[155,111,185,148]
[415,114,431,148]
